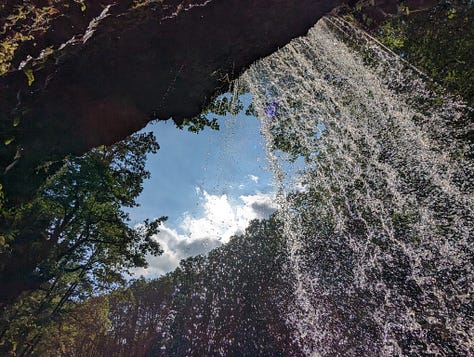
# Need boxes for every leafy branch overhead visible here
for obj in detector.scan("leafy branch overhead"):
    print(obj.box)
[0,132,166,355]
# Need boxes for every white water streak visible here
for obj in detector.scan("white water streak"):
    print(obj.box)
[244,17,473,356]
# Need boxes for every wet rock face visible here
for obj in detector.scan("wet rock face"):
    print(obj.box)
[0,0,342,190]
[1,0,436,197]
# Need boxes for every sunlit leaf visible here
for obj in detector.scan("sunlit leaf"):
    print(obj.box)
[23,68,34,86]
[4,136,15,145]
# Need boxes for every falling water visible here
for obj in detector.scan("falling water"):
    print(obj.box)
[243,17,473,355]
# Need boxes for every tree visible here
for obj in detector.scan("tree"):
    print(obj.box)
[30,295,111,357]
[348,0,474,107]
[0,132,166,355]
[28,217,301,356]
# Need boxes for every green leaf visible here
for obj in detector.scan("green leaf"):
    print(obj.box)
[13,117,20,127]
[447,8,457,19]
[76,0,87,12]
[23,68,34,86]
[4,136,15,145]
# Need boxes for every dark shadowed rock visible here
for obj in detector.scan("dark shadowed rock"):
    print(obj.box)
[0,0,434,199]
[0,0,343,199]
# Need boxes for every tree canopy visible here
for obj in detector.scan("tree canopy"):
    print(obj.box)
[0,132,166,355]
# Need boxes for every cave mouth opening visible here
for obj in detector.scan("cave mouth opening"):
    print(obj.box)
[127,91,282,278]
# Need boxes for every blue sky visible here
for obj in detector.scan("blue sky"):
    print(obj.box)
[127,94,279,277]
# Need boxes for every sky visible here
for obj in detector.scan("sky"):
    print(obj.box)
[127,94,279,278]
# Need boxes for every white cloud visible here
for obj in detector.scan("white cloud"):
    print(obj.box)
[181,189,277,243]
[132,225,221,278]
[132,189,278,278]
[248,174,259,183]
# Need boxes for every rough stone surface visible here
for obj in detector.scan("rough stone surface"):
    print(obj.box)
[0,0,434,198]
[0,0,344,198]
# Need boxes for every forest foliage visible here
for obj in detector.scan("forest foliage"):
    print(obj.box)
[21,217,300,356]
[0,132,166,355]
[356,0,474,107]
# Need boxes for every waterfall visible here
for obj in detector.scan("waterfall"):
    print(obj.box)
[243,17,473,356]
